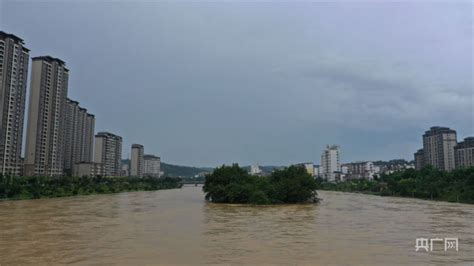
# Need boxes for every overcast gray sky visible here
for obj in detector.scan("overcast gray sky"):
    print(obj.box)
[1,0,472,167]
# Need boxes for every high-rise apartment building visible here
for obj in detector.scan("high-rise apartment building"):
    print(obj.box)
[0,31,30,176]
[83,113,95,161]
[414,149,425,170]
[63,98,95,174]
[422,126,457,172]
[143,154,160,178]
[94,132,122,177]
[454,137,474,169]
[131,144,144,177]
[24,56,69,176]
[321,145,341,182]
[64,99,79,172]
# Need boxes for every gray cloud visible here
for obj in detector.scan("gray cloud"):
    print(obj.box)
[1,1,472,166]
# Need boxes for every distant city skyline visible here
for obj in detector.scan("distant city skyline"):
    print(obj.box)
[1,1,472,167]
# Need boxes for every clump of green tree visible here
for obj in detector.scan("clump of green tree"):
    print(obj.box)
[317,166,474,204]
[203,164,319,204]
[0,175,182,200]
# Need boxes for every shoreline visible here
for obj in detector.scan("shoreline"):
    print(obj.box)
[0,176,182,201]
[0,186,183,202]
[317,188,474,205]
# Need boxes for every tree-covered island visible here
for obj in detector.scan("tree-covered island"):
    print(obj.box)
[203,164,319,204]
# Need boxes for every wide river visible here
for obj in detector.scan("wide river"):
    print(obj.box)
[0,186,473,265]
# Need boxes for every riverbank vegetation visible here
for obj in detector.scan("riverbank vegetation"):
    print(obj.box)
[0,175,182,200]
[203,164,318,204]
[317,166,474,204]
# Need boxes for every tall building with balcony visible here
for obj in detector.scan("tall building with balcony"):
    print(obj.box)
[422,126,457,172]
[83,113,95,161]
[63,99,79,172]
[63,99,95,174]
[24,56,69,176]
[454,137,474,169]
[414,149,425,170]
[143,154,160,178]
[321,145,341,182]
[131,144,144,177]
[0,31,30,176]
[94,132,122,177]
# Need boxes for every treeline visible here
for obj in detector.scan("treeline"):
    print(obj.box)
[0,175,182,200]
[372,159,412,167]
[318,166,474,204]
[203,164,318,204]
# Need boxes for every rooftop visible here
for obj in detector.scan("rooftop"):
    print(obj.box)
[423,126,456,137]
[96,132,122,140]
[32,55,66,66]
[0,31,30,52]
[0,30,24,44]
[455,137,474,149]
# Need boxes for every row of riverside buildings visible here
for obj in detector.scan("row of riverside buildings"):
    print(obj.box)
[315,145,410,182]
[286,145,412,182]
[291,126,473,183]
[413,126,474,172]
[0,30,161,178]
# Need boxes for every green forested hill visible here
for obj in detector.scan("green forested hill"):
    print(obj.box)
[161,162,213,177]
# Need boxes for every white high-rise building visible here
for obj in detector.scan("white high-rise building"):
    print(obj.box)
[63,99,95,174]
[94,132,122,177]
[130,144,144,177]
[250,164,262,175]
[0,31,30,176]
[143,154,160,178]
[320,145,341,182]
[422,126,457,172]
[24,56,69,177]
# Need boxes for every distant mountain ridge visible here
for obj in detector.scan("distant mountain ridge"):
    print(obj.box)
[161,162,213,177]
[123,159,413,177]
[121,160,284,177]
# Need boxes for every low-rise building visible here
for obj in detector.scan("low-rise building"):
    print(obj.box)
[294,162,314,176]
[121,163,129,177]
[343,161,377,180]
[73,162,104,177]
[313,165,321,177]
[377,163,414,175]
